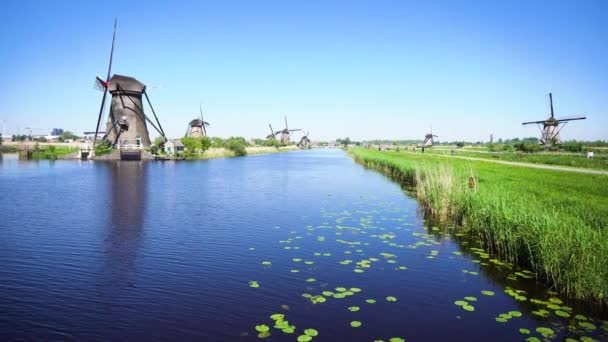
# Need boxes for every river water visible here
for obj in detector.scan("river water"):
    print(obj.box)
[0,150,606,341]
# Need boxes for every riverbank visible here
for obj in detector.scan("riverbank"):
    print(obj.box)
[349,148,608,304]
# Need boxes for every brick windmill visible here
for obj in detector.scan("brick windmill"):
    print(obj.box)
[276,116,301,145]
[417,126,437,148]
[93,19,167,154]
[297,131,311,149]
[522,93,586,146]
[186,104,210,138]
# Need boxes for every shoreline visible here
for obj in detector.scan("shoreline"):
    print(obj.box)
[349,148,608,306]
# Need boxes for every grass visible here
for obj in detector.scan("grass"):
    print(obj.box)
[349,148,608,304]
[31,145,78,159]
[429,148,608,170]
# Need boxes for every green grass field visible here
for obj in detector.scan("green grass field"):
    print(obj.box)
[350,148,608,304]
[430,148,608,170]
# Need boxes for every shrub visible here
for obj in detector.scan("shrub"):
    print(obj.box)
[200,136,211,152]
[94,141,113,156]
[224,137,247,156]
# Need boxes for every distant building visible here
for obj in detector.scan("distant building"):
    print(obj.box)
[82,132,105,141]
[165,139,184,155]
[51,128,64,136]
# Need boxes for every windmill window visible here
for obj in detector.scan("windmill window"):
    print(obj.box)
[136,136,141,147]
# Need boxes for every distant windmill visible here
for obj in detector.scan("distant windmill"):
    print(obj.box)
[417,127,437,148]
[266,124,279,140]
[297,131,311,149]
[277,116,301,145]
[186,104,210,138]
[93,19,167,152]
[522,93,586,146]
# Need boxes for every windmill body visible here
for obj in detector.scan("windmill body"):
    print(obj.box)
[522,93,586,146]
[297,132,311,149]
[187,119,205,138]
[277,116,301,145]
[93,19,167,156]
[186,105,209,138]
[105,75,152,147]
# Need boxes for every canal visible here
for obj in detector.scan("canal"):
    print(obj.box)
[0,150,606,341]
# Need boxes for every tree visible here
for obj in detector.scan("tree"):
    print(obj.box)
[224,137,247,156]
[153,136,165,147]
[200,136,211,152]
[58,131,79,142]
[0,133,2,146]
[210,137,225,148]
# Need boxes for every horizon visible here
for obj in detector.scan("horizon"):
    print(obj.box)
[0,0,606,142]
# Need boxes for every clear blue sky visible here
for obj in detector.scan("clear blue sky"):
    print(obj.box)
[0,0,606,142]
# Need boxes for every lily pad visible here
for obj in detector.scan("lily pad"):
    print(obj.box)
[519,328,530,334]
[366,299,376,304]
[464,296,477,302]
[255,325,270,333]
[462,304,475,312]
[297,335,312,342]
[261,261,272,266]
[386,296,397,302]
[304,328,318,337]
[509,311,522,317]
[348,306,360,312]
[350,321,362,328]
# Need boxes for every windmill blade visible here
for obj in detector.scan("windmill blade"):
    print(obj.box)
[289,129,302,132]
[522,120,546,125]
[548,93,554,118]
[557,116,586,122]
[284,116,288,131]
[93,18,117,146]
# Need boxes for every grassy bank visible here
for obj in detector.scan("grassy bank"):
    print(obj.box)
[430,148,608,171]
[185,146,298,160]
[349,148,608,304]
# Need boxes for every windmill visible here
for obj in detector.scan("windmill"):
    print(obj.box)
[417,127,437,148]
[92,19,167,154]
[277,116,301,145]
[186,104,210,138]
[522,93,586,146]
[266,124,279,140]
[297,131,311,149]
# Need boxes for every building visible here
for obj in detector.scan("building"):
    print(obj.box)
[164,139,184,155]
[82,132,105,141]
[51,128,64,136]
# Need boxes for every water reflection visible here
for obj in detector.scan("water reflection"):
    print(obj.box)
[98,162,147,314]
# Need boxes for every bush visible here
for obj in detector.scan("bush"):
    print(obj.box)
[200,136,211,152]
[456,142,465,148]
[513,142,541,153]
[562,141,584,153]
[94,141,113,156]
[210,137,225,148]
[224,137,247,156]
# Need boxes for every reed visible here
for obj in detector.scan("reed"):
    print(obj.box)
[350,148,608,304]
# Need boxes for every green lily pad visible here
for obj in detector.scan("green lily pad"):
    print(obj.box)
[270,314,284,320]
[350,321,362,328]
[579,321,597,330]
[462,304,475,312]
[322,291,334,297]
[282,326,295,334]
[258,331,271,338]
[304,328,318,337]
[389,338,405,342]
[248,281,260,288]
[536,327,554,338]
[454,300,468,307]
[495,317,508,323]
[464,296,477,302]
[335,287,347,292]
[509,311,522,317]
[261,261,271,266]
[386,296,397,302]
[555,310,570,318]
[297,334,312,342]
[519,328,530,334]
[348,306,360,312]
[255,324,270,332]
[350,287,362,292]
[366,299,376,304]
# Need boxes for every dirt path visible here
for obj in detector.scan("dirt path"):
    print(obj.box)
[429,153,608,175]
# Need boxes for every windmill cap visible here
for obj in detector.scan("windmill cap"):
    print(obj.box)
[108,74,145,94]
[189,119,203,127]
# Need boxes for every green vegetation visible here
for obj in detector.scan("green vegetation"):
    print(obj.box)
[30,144,77,159]
[0,145,17,153]
[429,148,608,171]
[349,148,608,303]
[94,141,114,156]
[180,136,212,159]
[224,136,248,156]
